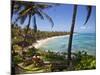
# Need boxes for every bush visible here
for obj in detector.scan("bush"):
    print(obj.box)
[13,45,22,53]
[13,55,23,64]
[43,51,65,61]
[25,48,37,57]
[74,51,96,70]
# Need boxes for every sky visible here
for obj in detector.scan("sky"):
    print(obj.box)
[12,2,96,33]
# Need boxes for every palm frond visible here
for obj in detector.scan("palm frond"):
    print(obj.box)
[35,10,44,20]
[84,6,92,25]
[37,4,52,9]
[13,16,20,25]
[26,14,31,32]
[13,5,22,14]
[12,1,22,14]
[39,9,54,28]
[20,15,28,24]
[36,3,58,9]
[19,7,32,16]
[13,14,26,25]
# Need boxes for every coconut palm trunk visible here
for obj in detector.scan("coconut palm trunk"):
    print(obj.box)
[22,14,31,61]
[33,15,37,42]
[67,5,77,66]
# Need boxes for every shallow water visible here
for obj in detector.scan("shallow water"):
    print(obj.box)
[39,33,96,56]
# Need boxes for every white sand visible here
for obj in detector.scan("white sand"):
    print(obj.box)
[28,35,68,49]
[34,35,68,48]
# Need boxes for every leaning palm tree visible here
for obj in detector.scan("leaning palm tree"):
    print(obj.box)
[12,1,54,50]
[67,5,92,67]
[11,1,55,73]
[12,1,55,49]
[12,1,54,33]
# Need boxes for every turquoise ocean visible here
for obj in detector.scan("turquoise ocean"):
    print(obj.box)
[39,33,96,56]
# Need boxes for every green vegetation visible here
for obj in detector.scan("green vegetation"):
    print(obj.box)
[42,51,65,61]
[11,27,96,73]
[13,47,96,73]
[73,51,96,70]
[11,1,95,74]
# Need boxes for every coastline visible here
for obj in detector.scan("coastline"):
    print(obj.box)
[28,35,69,49]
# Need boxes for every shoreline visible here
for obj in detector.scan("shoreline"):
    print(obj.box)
[28,35,69,49]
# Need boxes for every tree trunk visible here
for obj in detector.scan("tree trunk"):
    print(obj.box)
[33,15,37,42]
[67,5,77,66]
[22,14,31,61]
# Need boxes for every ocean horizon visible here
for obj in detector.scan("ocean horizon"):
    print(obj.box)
[38,33,96,56]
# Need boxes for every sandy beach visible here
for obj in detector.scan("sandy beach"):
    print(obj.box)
[28,35,68,49]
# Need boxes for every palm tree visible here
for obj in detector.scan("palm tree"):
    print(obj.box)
[12,1,54,32]
[12,1,54,47]
[11,1,55,68]
[12,0,54,56]
[67,5,92,67]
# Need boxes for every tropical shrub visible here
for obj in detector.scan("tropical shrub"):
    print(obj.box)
[74,51,96,70]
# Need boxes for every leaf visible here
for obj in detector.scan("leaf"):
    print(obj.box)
[35,10,44,20]
[13,16,21,25]
[26,14,31,32]
[39,9,54,28]
[13,15,27,25]
[19,7,32,16]
[12,1,23,14]
[84,6,92,25]
[37,4,52,9]
[20,15,28,24]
